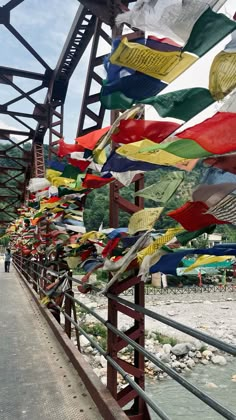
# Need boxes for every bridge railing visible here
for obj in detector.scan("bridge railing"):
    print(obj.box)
[13,255,236,420]
[117,283,236,296]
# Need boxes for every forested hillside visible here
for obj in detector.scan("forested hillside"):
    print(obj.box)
[84,164,203,231]
[0,142,31,223]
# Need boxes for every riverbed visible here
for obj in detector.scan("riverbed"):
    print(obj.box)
[147,359,236,419]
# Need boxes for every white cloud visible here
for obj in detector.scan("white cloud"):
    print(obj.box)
[0,120,29,141]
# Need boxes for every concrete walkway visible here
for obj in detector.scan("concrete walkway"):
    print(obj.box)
[0,263,102,420]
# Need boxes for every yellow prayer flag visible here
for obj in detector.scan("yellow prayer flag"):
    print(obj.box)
[40,296,50,305]
[110,37,197,83]
[46,169,61,182]
[92,147,107,165]
[128,208,163,235]
[137,227,183,263]
[46,169,76,188]
[116,139,192,166]
[184,255,233,273]
[209,51,236,100]
[50,207,64,213]
[40,201,62,211]
[79,231,105,243]
[65,256,81,269]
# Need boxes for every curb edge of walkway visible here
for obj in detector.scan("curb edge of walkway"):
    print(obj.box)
[14,266,128,420]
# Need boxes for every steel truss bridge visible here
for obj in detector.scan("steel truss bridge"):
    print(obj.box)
[1,1,236,419]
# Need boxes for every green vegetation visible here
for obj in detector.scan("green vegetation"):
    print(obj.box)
[96,270,109,283]
[0,234,10,247]
[151,332,178,347]
[76,305,88,315]
[77,322,178,353]
[80,322,107,351]
[83,162,203,231]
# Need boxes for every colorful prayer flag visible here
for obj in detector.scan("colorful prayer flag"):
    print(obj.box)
[176,225,216,246]
[81,174,114,189]
[61,164,84,179]
[110,37,197,83]
[150,246,236,275]
[138,139,212,159]
[101,86,215,119]
[134,172,184,203]
[206,194,236,224]
[116,0,227,45]
[128,208,163,235]
[184,255,233,273]
[183,8,236,57]
[57,138,84,158]
[102,151,168,173]
[209,33,236,100]
[167,201,227,231]
[68,158,91,172]
[143,87,215,122]
[192,183,236,207]
[102,72,167,100]
[75,126,111,150]
[116,139,196,167]
[100,90,134,110]
[112,119,180,145]
[137,227,183,263]
[176,112,236,154]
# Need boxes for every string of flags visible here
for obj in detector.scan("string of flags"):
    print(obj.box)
[6,1,236,295]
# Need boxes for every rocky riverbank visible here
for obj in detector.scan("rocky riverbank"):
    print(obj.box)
[74,329,231,388]
[71,289,236,387]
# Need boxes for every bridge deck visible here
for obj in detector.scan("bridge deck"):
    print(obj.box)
[0,263,102,420]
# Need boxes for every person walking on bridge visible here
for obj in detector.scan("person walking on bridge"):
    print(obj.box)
[4,248,11,273]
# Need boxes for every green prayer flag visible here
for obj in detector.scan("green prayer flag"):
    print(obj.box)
[100,87,215,123]
[33,211,43,218]
[184,8,236,57]
[140,139,212,159]
[176,225,216,246]
[28,202,40,209]
[134,172,184,203]
[143,88,215,121]
[100,88,134,110]
[61,164,83,180]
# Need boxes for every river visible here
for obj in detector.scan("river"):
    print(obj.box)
[146,358,236,419]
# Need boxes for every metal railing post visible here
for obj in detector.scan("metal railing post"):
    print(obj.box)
[107,274,151,420]
[64,276,73,338]
[32,261,38,292]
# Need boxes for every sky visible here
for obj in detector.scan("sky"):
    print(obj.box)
[0,0,235,144]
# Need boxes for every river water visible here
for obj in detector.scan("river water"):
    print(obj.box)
[146,358,236,419]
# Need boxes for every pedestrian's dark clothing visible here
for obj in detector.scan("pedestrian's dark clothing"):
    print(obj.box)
[4,250,11,273]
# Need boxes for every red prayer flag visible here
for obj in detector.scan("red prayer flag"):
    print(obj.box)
[112,119,180,144]
[82,174,114,189]
[58,138,84,158]
[42,197,60,204]
[177,112,236,154]
[167,201,227,231]
[68,158,91,172]
[102,237,120,258]
[75,126,111,150]
[147,35,181,48]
